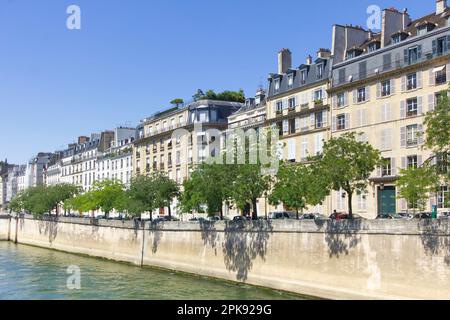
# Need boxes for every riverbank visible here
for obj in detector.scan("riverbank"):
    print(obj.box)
[1,216,449,300]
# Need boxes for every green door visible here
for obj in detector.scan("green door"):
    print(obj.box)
[378,186,396,215]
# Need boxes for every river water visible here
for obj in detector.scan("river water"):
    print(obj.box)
[0,242,302,300]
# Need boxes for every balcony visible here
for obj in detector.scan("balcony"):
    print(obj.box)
[407,139,418,147]
[314,100,324,107]
[288,107,296,113]
[136,152,141,159]
[406,110,418,118]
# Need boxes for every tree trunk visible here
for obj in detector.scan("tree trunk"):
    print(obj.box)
[347,192,353,218]
[219,207,224,220]
[296,209,299,220]
[252,198,258,220]
[168,204,172,218]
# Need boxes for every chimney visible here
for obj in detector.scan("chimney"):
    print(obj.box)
[437,0,447,14]
[317,48,331,59]
[255,87,266,105]
[278,48,292,74]
[78,136,89,144]
[306,55,313,65]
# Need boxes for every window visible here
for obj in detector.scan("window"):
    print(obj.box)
[368,42,380,52]
[406,125,419,146]
[274,79,280,92]
[337,92,345,108]
[314,90,323,103]
[338,69,346,84]
[288,97,296,110]
[437,153,449,174]
[381,158,392,177]
[436,37,447,56]
[392,34,402,44]
[407,155,418,169]
[406,46,421,64]
[358,193,367,211]
[357,87,366,103]
[289,118,296,134]
[317,64,324,79]
[436,66,447,85]
[406,98,418,117]
[337,114,346,130]
[288,74,294,88]
[315,112,323,129]
[381,80,391,96]
[300,70,307,85]
[383,53,392,71]
[417,26,427,36]
[438,186,449,209]
[407,73,417,90]
[276,101,283,113]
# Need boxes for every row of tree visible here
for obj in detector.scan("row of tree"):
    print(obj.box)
[9,88,450,218]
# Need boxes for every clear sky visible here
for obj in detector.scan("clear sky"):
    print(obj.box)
[0,0,436,164]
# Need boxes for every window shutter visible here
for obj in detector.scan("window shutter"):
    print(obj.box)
[417,45,422,59]
[400,101,406,119]
[417,71,423,88]
[345,113,350,129]
[353,90,357,104]
[310,113,315,128]
[288,140,296,161]
[377,165,382,177]
[344,92,348,106]
[401,199,407,211]
[446,63,450,82]
[418,124,424,145]
[447,35,450,52]
[401,76,406,92]
[283,120,289,133]
[283,98,288,109]
[322,110,328,125]
[400,127,406,148]
[323,88,328,101]
[390,79,395,94]
[431,154,437,166]
[311,91,315,102]
[295,95,300,106]
[418,155,423,167]
[391,157,396,176]
[417,96,423,114]
[332,96,337,109]
[376,83,381,98]
[401,156,407,169]
[432,40,437,55]
[429,69,435,86]
[295,117,301,130]
[404,49,409,64]
[428,94,435,111]
[366,86,370,101]
[332,116,337,132]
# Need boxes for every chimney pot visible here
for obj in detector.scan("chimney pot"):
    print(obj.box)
[306,55,313,65]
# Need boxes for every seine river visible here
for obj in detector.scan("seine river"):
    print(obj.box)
[0,242,302,300]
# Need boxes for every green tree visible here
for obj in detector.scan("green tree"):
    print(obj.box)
[396,166,440,214]
[170,98,184,107]
[49,184,80,216]
[424,87,450,155]
[193,89,245,103]
[91,180,126,218]
[152,172,180,218]
[319,132,382,217]
[269,162,329,219]
[126,175,158,219]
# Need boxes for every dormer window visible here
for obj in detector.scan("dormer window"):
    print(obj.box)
[368,41,380,52]
[300,70,307,85]
[417,25,427,36]
[346,48,363,59]
[317,64,324,79]
[274,79,280,92]
[288,74,294,88]
[416,22,435,36]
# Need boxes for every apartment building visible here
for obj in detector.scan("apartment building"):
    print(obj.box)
[97,127,135,187]
[60,132,115,192]
[133,100,242,215]
[43,152,63,186]
[266,48,332,215]
[328,1,450,218]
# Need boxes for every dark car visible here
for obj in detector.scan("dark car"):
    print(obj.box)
[376,213,394,220]
[413,212,433,219]
[233,216,252,221]
[189,217,206,222]
[331,213,364,221]
[268,212,296,220]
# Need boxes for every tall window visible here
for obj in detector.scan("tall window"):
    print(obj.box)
[381,158,392,176]
[438,186,449,209]
[407,155,418,169]
[317,64,324,79]
[314,90,323,102]
[406,125,419,146]
[288,97,296,110]
[337,114,346,130]
[337,92,345,108]
[408,46,419,64]
[406,98,418,117]
[288,74,294,88]
[300,70,307,85]
[276,101,283,112]
[274,79,280,92]
[407,73,417,90]
[357,87,366,103]
[381,80,391,96]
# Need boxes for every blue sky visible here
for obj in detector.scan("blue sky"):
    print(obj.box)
[0,0,435,164]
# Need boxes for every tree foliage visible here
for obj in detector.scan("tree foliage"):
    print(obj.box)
[319,132,382,216]
[396,166,440,213]
[192,89,245,103]
[269,162,329,218]
[424,87,450,155]
[170,98,184,107]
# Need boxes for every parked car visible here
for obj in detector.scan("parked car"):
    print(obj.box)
[153,216,180,223]
[438,212,450,219]
[299,213,327,220]
[413,212,433,219]
[268,212,296,220]
[330,213,365,220]
[189,217,206,222]
[232,216,252,221]
[376,213,394,220]
[207,216,221,221]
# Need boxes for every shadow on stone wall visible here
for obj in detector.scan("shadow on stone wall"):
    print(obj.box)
[325,220,362,258]
[419,219,450,265]
[148,221,164,254]
[37,216,59,244]
[222,220,273,281]
[199,221,219,254]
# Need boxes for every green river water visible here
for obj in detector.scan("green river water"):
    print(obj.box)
[0,242,303,300]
